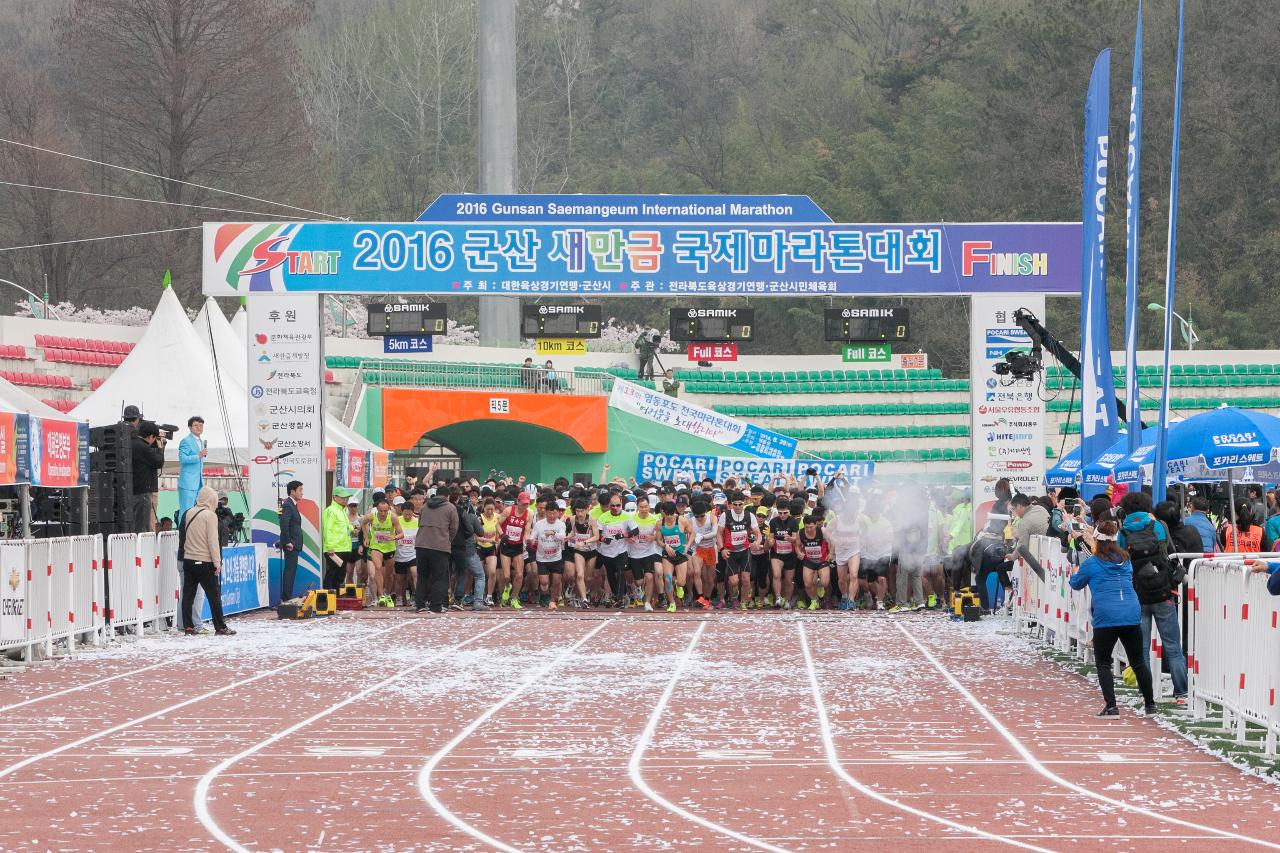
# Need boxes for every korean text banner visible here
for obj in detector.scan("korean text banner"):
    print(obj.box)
[25,417,87,488]
[610,379,797,459]
[0,413,20,485]
[204,221,1082,297]
[200,544,269,620]
[636,451,874,484]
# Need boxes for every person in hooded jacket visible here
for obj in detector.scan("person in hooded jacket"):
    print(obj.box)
[179,486,235,636]
[1069,519,1156,718]
[415,489,459,613]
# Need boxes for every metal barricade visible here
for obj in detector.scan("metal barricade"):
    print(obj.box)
[1186,558,1280,755]
[0,541,29,653]
[25,539,51,658]
[47,537,75,653]
[106,533,141,634]
[71,535,105,647]
[156,530,180,624]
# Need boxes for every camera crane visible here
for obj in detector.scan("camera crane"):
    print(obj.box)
[994,308,1134,425]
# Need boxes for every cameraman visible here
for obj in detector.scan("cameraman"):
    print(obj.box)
[635,330,660,380]
[448,486,487,610]
[131,421,166,533]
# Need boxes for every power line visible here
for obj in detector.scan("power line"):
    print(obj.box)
[0,137,348,222]
[0,225,201,253]
[0,179,330,220]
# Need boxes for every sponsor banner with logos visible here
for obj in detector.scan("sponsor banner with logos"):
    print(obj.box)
[199,544,269,620]
[970,295,1046,521]
[248,293,325,603]
[635,451,873,485]
[0,412,88,487]
[610,379,797,459]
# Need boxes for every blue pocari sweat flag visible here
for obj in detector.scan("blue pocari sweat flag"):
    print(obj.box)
[1123,4,1144,457]
[1080,50,1120,471]
[1153,0,1187,503]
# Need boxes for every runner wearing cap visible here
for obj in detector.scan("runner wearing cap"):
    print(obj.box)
[528,500,568,609]
[719,491,758,610]
[749,492,774,608]
[395,498,419,607]
[565,498,599,608]
[497,491,532,610]
[363,495,402,608]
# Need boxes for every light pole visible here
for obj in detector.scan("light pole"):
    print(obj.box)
[1147,302,1198,350]
[0,277,62,320]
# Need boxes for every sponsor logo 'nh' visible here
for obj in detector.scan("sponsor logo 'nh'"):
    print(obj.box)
[961,241,1048,276]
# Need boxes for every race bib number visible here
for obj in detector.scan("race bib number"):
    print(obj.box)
[775,539,793,554]
[505,525,523,542]
[374,530,393,544]
[730,529,747,548]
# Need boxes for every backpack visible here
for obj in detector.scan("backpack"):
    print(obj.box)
[1126,519,1173,604]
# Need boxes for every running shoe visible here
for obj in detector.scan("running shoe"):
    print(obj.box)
[914,601,926,611]
[644,602,654,612]
[509,597,523,610]
[1173,694,1188,707]
[449,602,465,611]
[501,584,512,604]
[838,598,850,611]
[696,596,711,610]
[764,594,775,608]
[816,586,825,600]
[519,591,530,605]
[484,595,495,607]
[739,598,748,611]
[1096,706,1119,718]
[712,598,725,610]
[462,594,474,606]
[1143,703,1159,716]
[676,585,685,600]
[782,599,792,610]
[549,599,558,610]
[666,602,676,613]
[538,592,551,608]
[808,599,819,611]
[875,600,886,610]
[927,593,938,609]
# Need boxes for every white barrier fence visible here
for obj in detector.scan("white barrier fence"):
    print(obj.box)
[0,532,180,660]
[1012,535,1280,754]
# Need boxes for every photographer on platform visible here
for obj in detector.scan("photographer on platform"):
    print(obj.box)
[131,419,166,533]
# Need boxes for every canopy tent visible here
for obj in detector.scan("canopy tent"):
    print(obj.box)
[200,297,389,459]
[1045,445,1083,488]
[71,288,249,466]
[229,306,247,343]
[1116,407,1280,485]
[0,372,76,421]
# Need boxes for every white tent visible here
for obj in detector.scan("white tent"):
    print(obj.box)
[229,306,247,343]
[202,297,387,455]
[0,373,77,421]
[71,288,249,465]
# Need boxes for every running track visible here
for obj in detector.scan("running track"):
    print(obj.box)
[1,610,1277,851]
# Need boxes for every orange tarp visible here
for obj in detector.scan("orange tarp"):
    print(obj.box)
[380,388,608,453]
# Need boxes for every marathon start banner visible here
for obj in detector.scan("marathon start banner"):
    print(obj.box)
[609,379,797,459]
[636,451,874,485]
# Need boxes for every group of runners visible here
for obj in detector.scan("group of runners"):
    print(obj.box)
[332,472,969,613]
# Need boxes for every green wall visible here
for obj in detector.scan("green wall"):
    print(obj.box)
[352,386,383,445]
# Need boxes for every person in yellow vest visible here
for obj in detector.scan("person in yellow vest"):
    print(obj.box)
[322,489,352,591]
[362,495,402,608]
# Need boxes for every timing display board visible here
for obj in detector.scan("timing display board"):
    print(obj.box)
[823,306,909,342]
[521,303,602,339]
[669,308,754,342]
[366,302,447,336]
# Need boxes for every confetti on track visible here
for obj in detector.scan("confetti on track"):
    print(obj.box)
[0,608,1277,852]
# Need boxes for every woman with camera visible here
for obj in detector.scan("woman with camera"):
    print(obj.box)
[1068,519,1157,718]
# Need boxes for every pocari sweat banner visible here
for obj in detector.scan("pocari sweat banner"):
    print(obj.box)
[635,451,873,484]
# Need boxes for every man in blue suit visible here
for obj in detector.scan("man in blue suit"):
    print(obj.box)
[178,416,207,519]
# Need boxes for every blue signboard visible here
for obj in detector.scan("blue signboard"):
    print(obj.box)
[205,220,1082,297]
[419,194,833,223]
[383,334,433,354]
[635,451,875,485]
[200,544,269,619]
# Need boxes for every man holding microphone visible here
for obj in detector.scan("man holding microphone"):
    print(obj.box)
[178,416,207,518]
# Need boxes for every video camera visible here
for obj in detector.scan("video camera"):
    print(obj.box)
[141,420,179,441]
[993,348,1042,382]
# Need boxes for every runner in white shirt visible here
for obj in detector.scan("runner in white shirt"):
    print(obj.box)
[824,490,863,611]
[528,501,568,610]
[688,500,718,610]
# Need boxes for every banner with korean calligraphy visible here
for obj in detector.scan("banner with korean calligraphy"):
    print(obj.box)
[0,413,20,485]
[204,220,1081,297]
[609,379,797,459]
[635,451,873,484]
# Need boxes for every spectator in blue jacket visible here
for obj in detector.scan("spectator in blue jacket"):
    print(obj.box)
[1069,519,1157,718]
[1184,495,1218,553]
[1246,560,1280,596]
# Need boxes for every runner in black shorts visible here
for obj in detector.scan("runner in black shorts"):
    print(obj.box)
[718,491,758,610]
[769,499,801,609]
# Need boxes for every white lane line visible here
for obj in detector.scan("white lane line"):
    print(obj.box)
[896,623,1280,851]
[417,619,612,853]
[0,621,410,782]
[798,623,1054,853]
[0,649,217,714]
[197,619,511,853]
[628,622,793,853]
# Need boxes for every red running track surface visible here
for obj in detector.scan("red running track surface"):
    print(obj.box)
[0,609,1277,852]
